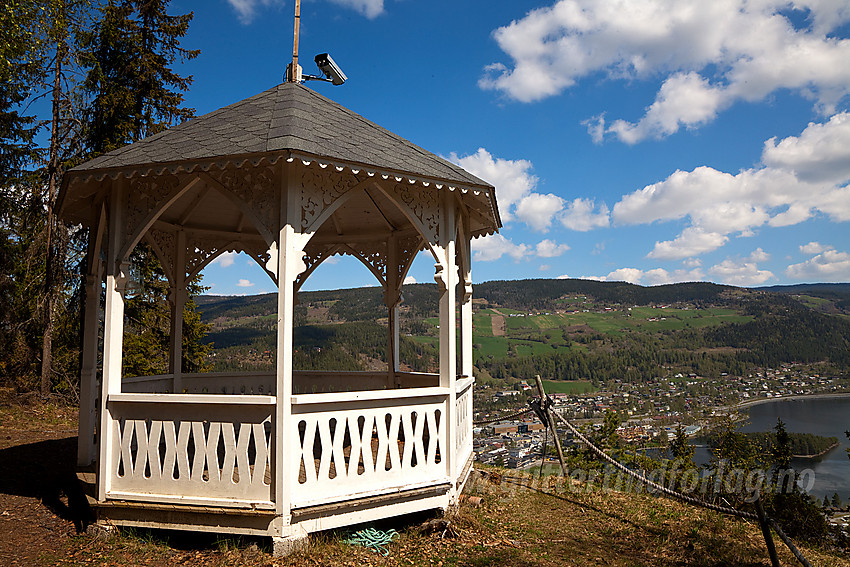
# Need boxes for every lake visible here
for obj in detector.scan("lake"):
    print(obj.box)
[693,395,850,502]
[740,395,850,502]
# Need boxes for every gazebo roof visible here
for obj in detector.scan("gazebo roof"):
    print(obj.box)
[70,82,494,193]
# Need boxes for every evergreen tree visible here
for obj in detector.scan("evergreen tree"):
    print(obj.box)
[80,0,208,376]
[669,423,695,464]
[80,0,199,154]
[1,0,89,394]
[771,417,794,493]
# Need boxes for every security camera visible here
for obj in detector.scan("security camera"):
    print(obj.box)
[314,53,347,85]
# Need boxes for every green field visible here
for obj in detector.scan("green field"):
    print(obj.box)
[541,379,596,394]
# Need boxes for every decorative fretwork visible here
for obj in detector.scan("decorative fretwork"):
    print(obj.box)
[243,241,278,285]
[145,227,177,285]
[212,166,279,241]
[344,241,388,286]
[396,234,424,286]
[300,165,360,232]
[295,242,342,291]
[456,382,473,463]
[185,233,241,280]
[291,399,445,508]
[390,182,440,244]
[125,175,181,249]
[110,400,273,507]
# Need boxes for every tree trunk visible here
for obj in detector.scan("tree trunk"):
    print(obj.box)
[40,41,63,397]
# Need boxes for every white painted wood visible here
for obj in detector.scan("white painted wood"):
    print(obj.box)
[106,396,274,508]
[437,190,458,491]
[290,391,449,508]
[275,161,308,527]
[121,370,441,395]
[293,491,450,534]
[455,379,473,467]
[291,386,447,405]
[169,229,187,393]
[110,393,275,405]
[78,204,107,466]
[98,183,127,501]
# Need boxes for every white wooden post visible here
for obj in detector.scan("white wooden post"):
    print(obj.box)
[169,230,187,392]
[97,185,128,501]
[437,191,458,489]
[273,163,306,540]
[461,280,473,379]
[77,271,102,466]
[79,206,107,466]
[386,235,401,387]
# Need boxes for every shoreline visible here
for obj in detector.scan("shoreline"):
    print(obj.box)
[793,441,840,460]
[734,391,850,410]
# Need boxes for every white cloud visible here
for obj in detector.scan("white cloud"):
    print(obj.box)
[612,113,850,258]
[328,0,384,19]
[763,113,850,183]
[748,248,770,263]
[450,149,537,222]
[516,193,565,231]
[559,198,610,231]
[227,0,281,24]
[471,234,573,262]
[236,279,255,288]
[539,264,551,271]
[535,239,570,257]
[451,148,575,231]
[647,228,728,260]
[800,241,828,255]
[471,234,529,262]
[403,275,417,285]
[211,251,237,268]
[591,266,705,285]
[708,255,775,286]
[643,267,705,286]
[786,248,850,281]
[481,0,850,143]
[228,0,382,24]
[605,268,645,284]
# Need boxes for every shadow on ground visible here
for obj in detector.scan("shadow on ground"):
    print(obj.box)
[0,435,92,532]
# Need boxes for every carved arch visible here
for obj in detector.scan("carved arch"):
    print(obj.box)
[118,175,201,261]
[371,179,442,262]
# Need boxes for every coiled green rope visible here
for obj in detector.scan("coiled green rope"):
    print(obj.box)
[343,527,399,556]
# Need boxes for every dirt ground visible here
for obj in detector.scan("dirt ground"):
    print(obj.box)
[0,395,85,566]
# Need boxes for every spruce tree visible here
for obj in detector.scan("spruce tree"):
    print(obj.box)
[80,0,209,377]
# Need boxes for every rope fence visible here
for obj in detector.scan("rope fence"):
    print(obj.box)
[476,377,817,567]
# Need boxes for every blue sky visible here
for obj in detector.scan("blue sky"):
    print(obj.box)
[169,0,850,294]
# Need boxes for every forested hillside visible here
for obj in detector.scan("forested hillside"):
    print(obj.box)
[196,279,850,382]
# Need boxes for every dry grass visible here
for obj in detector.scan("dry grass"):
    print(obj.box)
[46,469,850,566]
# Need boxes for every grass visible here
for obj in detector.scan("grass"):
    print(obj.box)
[46,466,850,566]
[541,379,596,394]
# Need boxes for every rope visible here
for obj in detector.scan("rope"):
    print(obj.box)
[548,409,758,520]
[473,408,533,426]
[343,527,399,556]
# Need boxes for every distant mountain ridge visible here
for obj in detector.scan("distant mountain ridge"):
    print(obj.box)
[196,278,850,378]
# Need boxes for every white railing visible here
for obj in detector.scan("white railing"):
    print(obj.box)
[455,377,474,467]
[106,393,274,509]
[289,387,450,508]
[122,370,440,395]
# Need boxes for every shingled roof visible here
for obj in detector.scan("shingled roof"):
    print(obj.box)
[69,82,492,190]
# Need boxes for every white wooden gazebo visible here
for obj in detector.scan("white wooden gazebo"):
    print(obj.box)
[60,81,500,553]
